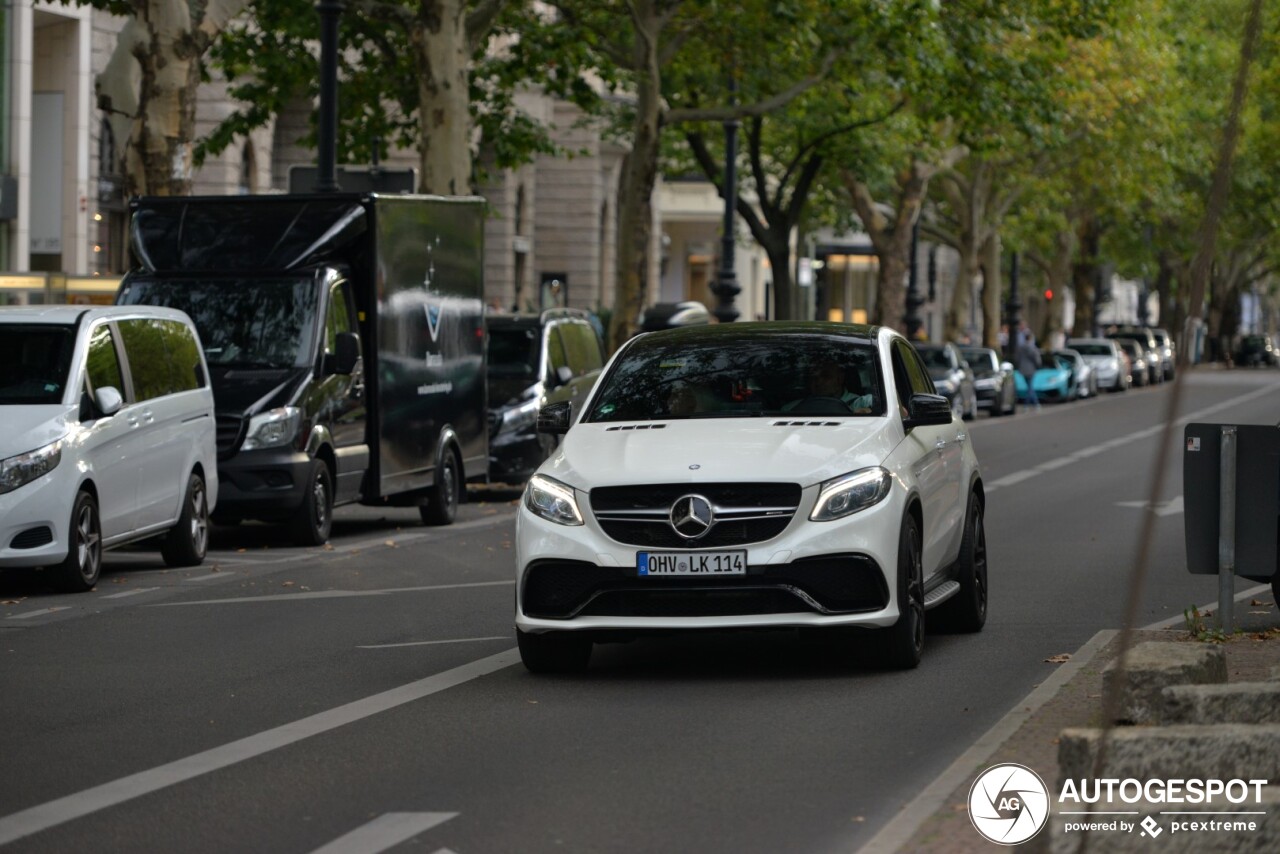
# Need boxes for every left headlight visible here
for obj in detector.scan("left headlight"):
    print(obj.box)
[498,399,540,435]
[525,474,584,526]
[0,439,63,496]
[810,466,891,522]
[241,407,302,451]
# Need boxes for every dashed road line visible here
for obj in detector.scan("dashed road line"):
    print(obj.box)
[7,607,72,620]
[358,636,510,650]
[308,812,457,854]
[151,580,514,607]
[100,587,159,599]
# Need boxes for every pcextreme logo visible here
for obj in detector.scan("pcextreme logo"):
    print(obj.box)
[969,763,1051,845]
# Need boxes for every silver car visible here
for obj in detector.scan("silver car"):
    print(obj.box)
[1066,338,1129,392]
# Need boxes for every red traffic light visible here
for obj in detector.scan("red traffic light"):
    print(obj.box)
[1044,289,1054,301]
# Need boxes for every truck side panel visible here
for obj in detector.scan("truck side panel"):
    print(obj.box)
[370,196,487,496]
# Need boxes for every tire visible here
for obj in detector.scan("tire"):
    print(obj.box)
[932,492,988,633]
[517,629,592,673]
[289,458,333,546]
[51,491,102,592]
[869,513,925,669]
[161,472,210,567]
[419,448,459,526]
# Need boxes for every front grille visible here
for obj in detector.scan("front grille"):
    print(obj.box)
[590,482,801,548]
[522,554,886,619]
[10,526,53,550]
[216,414,245,459]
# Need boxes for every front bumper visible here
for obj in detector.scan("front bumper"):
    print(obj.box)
[0,466,72,568]
[216,448,314,519]
[515,482,904,634]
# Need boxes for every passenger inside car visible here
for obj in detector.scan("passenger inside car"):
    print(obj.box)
[783,360,874,414]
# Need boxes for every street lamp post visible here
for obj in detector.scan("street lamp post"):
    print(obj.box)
[1005,251,1022,360]
[711,81,741,323]
[904,218,923,339]
[314,0,344,193]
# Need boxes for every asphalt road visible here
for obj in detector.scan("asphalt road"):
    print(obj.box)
[1,367,1277,853]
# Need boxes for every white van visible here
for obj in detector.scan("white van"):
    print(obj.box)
[0,306,218,591]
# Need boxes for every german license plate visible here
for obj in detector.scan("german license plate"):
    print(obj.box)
[637,550,747,576]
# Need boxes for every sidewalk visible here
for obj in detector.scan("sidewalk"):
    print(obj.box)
[862,588,1280,853]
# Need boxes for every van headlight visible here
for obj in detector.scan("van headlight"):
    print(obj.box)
[525,474,583,526]
[0,440,63,495]
[499,399,540,435]
[241,407,302,451]
[810,467,891,521]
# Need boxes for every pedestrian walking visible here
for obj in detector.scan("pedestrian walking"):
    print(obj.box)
[1015,328,1042,409]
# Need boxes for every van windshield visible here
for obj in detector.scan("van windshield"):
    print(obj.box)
[118,278,319,369]
[0,325,75,405]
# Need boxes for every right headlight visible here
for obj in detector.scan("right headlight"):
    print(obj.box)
[524,474,584,526]
[0,439,63,496]
[241,407,302,451]
[810,467,892,522]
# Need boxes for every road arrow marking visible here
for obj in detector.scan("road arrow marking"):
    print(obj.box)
[1115,495,1184,517]
[309,812,457,854]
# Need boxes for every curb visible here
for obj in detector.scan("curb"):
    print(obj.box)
[857,629,1118,854]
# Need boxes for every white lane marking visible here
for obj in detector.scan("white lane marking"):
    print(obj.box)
[983,382,1279,495]
[185,572,229,582]
[1115,495,1184,517]
[101,588,158,600]
[7,607,72,620]
[0,648,520,846]
[151,580,514,607]
[358,636,510,650]
[308,812,457,854]
[1142,583,1270,631]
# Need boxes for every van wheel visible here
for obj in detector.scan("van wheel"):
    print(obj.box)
[869,513,924,669]
[420,449,459,526]
[289,459,333,546]
[517,629,592,673]
[162,472,209,567]
[52,491,102,592]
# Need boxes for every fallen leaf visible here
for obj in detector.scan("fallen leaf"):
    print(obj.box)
[1044,654,1071,664]
[1250,610,1270,615]
[852,816,866,823]
[527,699,538,704]
[1,599,25,605]
[1088,693,1101,698]
[236,548,247,554]
[384,540,396,548]
[322,544,335,551]
[111,577,128,584]
[1249,599,1268,606]
[282,581,296,587]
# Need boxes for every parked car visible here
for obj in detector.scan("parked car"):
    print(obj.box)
[1107,328,1163,384]
[959,346,1017,416]
[1013,351,1077,402]
[1149,328,1177,379]
[913,342,978,421]
[0,306,217,591]
[1053,348,1099,398]
[1235,334,1277,367]
[1115,339,1149,386]
[515,322,988,672]
[487,309,606,483]
[1066,338,1129,392]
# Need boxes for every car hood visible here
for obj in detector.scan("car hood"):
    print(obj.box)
[0,406,71,457]
[542,418,902,490]
[208,367,310,417]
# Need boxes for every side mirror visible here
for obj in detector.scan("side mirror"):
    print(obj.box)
[94,386,123,417]
[902,393,952,429]
[1000,361,1014,373]
[537,401,573,435]
[327,332,361,375]
[551,365,574,387]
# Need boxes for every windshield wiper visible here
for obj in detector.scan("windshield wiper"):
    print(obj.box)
[215,360,288,370]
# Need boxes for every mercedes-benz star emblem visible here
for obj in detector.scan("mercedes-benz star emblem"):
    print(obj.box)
[670,494,715,540]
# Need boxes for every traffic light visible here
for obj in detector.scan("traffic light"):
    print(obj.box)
[1044,288,1054,301]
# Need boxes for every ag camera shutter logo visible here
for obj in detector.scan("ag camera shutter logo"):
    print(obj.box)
[969,763,1051,845]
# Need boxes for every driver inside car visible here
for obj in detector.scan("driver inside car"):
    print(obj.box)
[782,360,873,414]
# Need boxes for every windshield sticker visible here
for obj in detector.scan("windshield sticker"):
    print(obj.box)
[597,403,616,416]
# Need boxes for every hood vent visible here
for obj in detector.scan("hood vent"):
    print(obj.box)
[772,420,839,427]
[605,423,668,431]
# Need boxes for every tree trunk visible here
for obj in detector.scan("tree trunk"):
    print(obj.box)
[413,0,472,195]
[609,55,663,350]
[761,235,794,321]
[1071,217,1102,337]
[979,233,1003,349]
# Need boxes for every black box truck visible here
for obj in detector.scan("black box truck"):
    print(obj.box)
[116,193,487,544]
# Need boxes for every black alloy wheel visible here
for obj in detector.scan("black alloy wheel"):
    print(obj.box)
[933,492,988,632]
[871,513,925,669]
[52,491,102,592]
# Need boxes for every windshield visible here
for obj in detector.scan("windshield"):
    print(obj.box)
[1070,343,1113,356]
[118,277,319,369]
[487,325,540,380]
[0,325,75,405]
[587,334,884,421]
[914,346,954,370]
[960,349,997,374]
